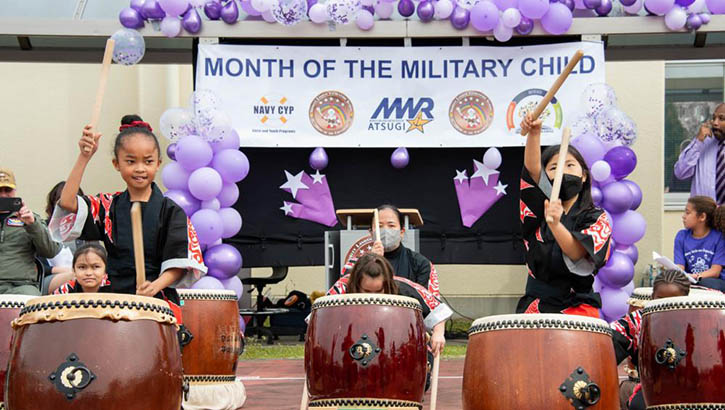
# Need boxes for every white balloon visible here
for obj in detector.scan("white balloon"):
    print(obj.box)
[262,9,277,22]
[160,107,196,142]
[687,0,705,13]
[375,0,395,18]
[493,20,513,42]
[434,0,454,18]
[309,3,329,22]
[664,6,687,30]
[252,0,271,12]
[501,7,521,28]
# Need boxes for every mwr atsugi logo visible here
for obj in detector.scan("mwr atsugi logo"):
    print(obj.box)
[506,88,563,134]
[449,91,494,135]
[309,91,354,136]
[369,97,434,133]
[253,94,295,127]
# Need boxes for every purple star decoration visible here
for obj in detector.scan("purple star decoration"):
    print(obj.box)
[279,169,338,227]
[453,149,508,228]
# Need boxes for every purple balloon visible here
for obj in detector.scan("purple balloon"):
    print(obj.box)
[686,12,702,29]
[212,149,250,183]
[188,167,223,201]
[471,0,500,31]
[239,315,247,333]
[541,2,572,35]
[591,186,602,206]
[240,0,263,16]
[616,243,639,265]
[417,0,436,21]
[593,275,604,293]
[161,162,191,191]
[398,0,415,17]
[600,286,629,321]
[182,7,203,33]
[159,0,190,16]
[675,0,694,5]
[192,209,224,244]
[450,6,470,29]
[619,0,636,5]
[519,0,550,18]
[571,133,606,168]
[167,143,177,161]
[221,0,240,23]
[204,0,223,19]
[560,0,575,10]
[219,207,243,238]
[594,0,611,14]
[620,180,642,210]
[707,0,725,13]
[391,147,410,169]
[645,0,675,15]
[599,251,635,288]
[131,0,147,13]
[176,135,213,171]
[202,198,221,210]
[142,0,167,19]
[611,210,646,246]
[120,7,145,28]
[601,181,634,214]
[160,16,182,37]
[191,275,225,290]
[582,0,601,7]
[165,189,201,216]
[307,0,318,8]
[210,129,240,153]
[221,276,244,300]
[218,182,240,207]
[515,16,534,34]
[309,147,329,170]
[699,13,711,24]
[604,146,637,180]
[204,243,243,277]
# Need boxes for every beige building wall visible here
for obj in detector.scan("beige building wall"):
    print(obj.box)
[0,59,677,316]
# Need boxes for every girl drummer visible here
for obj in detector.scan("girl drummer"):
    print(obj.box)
[611,269,691,410]
[54,244,111,294]
[328,253,452,356]
[51,115,206,305]
[517,114,612,317]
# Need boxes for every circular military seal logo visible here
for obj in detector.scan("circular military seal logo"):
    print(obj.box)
[344,234,374,266]
[449,91,494,135]
[309,91,354,136]
[506,88,563,134]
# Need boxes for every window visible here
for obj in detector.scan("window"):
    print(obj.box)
[664,62,724,209]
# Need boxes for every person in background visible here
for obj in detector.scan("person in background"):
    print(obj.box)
[674,103,725,204]
[342,204,440,297]
[54,244,111,294]
[0,167,60,295]
[674,196,725,291]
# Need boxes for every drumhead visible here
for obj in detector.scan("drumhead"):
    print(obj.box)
[469,313,612,336]
[312,293,421,311]
[0,294,36,308]
[13,293,178,328]
[642,293,725,315]
[178,289,237,301]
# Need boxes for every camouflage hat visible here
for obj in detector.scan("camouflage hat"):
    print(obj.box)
[0,168,16,189]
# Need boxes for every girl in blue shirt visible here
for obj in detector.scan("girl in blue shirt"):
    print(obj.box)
[674,196,725,290]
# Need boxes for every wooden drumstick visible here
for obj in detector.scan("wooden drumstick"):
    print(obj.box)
[85,38,115,153]
[520,50,584,136]
[300,378,309,410]
[430,352,441,410]
[373,208,381,243]
[131,202,146,288]
[546,127,572,224]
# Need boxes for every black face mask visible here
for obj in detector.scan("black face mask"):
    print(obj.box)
[549,174,583,201]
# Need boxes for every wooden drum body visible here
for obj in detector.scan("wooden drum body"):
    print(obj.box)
[0,295,34,406]
[178,289,242,384]
[305,294,428,409]
[639,295,725,408]
[463,314,619,410]
[5,294,184,410]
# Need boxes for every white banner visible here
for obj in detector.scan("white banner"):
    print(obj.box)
[196,42,605,148]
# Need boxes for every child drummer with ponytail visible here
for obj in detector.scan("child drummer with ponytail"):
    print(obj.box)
[50,115,206,305]
[517,114,612,317]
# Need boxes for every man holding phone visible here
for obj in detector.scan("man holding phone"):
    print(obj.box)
[674,103,725,204]
[0,168,60,295]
